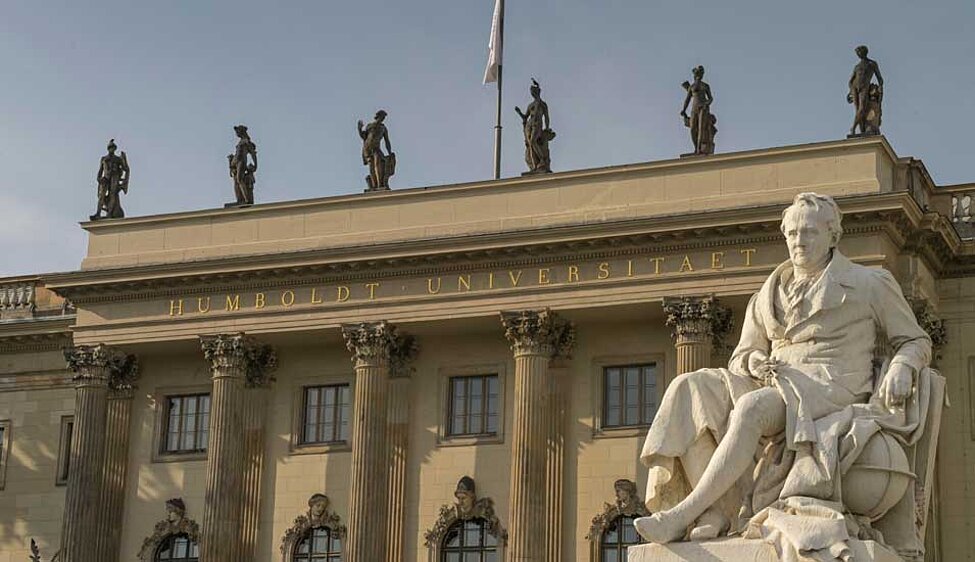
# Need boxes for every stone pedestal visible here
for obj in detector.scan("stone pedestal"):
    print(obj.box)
[500,309,575,562]
[627,538,902,562]
[662,296,732,375]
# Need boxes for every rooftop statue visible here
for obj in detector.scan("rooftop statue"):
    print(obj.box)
[635,193,941,562]
[89,139,130,221]
[228,125,257,206]
[680,66,717,156]
[847,45,884,137]
[515,78,555,175]
[358,110,395,191]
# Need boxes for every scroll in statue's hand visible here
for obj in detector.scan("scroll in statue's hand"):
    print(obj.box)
[877,363,914,410]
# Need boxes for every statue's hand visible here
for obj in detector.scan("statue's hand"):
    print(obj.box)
[878,363,914,410]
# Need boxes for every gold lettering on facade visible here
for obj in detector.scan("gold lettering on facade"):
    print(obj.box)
[366,282,380,300]
[538,268,551,285]
[255,293,266,309]
[169,299,184,317]
[508,270,523,286]
[597,262,610,279]
[711,251,725,270]
[627,259,634,277]
[281,290,295,307]
[650,257,664,274]
[197,297,211,314]
[568,265,579,282]
[337,286,350,302]
[679,256,694,272]
[311,288,323,304]
[225,295,241,311]
[488,272,495,289]
[740,248,757,266]
[458,275,471,291]
[427,278,442,294]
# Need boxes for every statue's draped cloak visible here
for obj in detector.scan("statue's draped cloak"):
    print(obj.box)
[640,252,933,561]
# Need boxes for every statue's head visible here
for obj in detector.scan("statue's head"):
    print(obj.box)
[781,193,843,268]
[375,110,388,122]
[308,494,329,518]
[106,139,117,154]
[234,124,249,139]
[693,65,705,79]
[530,78,541,98]
[454,476,477,512]
[855,45,869,58]
[165,498,186,522]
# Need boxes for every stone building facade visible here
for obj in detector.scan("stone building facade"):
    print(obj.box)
[1,136,973,561]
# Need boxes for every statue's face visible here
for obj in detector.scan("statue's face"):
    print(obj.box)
[783,206,833,268]
[456,490,475,511]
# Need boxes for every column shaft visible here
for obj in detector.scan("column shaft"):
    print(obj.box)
[240,387,270,562]
[201,368,246,562]
[544,362,568,562]
[385,375,411,562]
[60,379,110,562]
[663,296,732,376]
[347,356,391,562]
[94,393,134,562]
[675,336,713,374]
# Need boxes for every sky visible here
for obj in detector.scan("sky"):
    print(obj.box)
[1,0,973,276]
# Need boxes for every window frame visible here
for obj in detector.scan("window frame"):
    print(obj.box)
[591,354,664,439]
[154,532,199,561]
[299,384,352,447]
[437,362,507,448]
[440,518,499,562]
[292,526,343,561]
[151,385,211,463]
[0,419,10,491]
[599,514,642,562]
[290,372,354,456]
[55,415,74,486]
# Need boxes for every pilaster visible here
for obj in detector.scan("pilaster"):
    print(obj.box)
[199,333,276,562]
[663,296,732,375]
[500,309,575,562]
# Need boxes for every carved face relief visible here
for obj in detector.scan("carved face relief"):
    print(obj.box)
[455,490,476,515]
[782,206,833,269]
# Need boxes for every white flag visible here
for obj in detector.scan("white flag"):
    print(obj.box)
[483,0,503,84]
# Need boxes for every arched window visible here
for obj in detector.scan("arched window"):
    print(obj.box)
[293,526,342,562]
[600,515,640,562]
[442,518,498,562]
[155,534,199,561]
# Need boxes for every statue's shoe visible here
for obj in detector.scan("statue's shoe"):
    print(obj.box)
[688,507,729,541]
[634,512,688,544]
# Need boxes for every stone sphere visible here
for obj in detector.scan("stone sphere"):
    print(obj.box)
[843,431,913,521]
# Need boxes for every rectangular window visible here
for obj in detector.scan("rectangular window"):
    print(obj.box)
[56,416,74,486]
[0,420,10,490]
[301,385,351,445]
[447,374,499,437]
[603,363,658,428]
[162,394,210,454]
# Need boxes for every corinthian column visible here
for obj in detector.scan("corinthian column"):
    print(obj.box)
[60,345,137,562]
[544,358,570,562]
[500,309,575,562]
[342,321,416,562]
[240,352,276,562]
[385,349,418,562]
[663,296,732,375]
[199,334,276,562]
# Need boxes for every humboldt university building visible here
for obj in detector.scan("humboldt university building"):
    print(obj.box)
[2,136,974,562]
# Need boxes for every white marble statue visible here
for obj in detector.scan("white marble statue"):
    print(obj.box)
[635,193,939,561]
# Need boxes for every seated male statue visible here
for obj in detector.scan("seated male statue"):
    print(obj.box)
[635,193,934,560]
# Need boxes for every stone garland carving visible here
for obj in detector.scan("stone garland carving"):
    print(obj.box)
[279,494,347,560]
[586,479,650,544]
[28,539,59,562]
[662,295,733,349]
[499,308,576,358]
[137,498,201,561]
[909,299,947,351]
[341,320,416,367]
[424,476,508,550]
[63,344,139,389]
[199,333,277,387]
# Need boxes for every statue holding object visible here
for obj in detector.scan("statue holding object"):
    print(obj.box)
[515,79,555,175]
[848,45,884,137]
[89,139,130,221]
[228,125,257,206]
[358,110,395,191]
[680,66,717,156]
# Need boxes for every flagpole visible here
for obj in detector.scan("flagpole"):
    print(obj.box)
[493,0,505,180]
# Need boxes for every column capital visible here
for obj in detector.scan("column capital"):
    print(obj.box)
[500,308,576,358]
[341,321,416,371]
[908,298,947,350]
[63,344,139,391]
[199,333,277,387]
[662,295,732,347]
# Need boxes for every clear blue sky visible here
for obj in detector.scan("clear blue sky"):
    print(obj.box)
[1,0,972,276]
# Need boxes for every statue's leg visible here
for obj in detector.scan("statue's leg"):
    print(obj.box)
[636,387,785,543]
